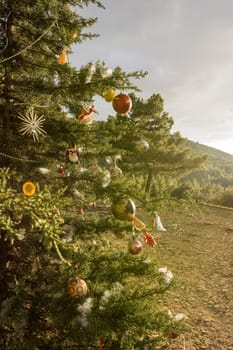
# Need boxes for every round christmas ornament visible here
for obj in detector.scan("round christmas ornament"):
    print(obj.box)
[67,277,88,299]
[128,239,142,255]
[103,88,117,102]
[57,165,65,174]
[111,197,146,230]
[22,181,36,196]
[135,139,149,153]
[111,197,136,221]
[112,93,132,114]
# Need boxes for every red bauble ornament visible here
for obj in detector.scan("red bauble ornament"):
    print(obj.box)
[128,239,142,255]
[58,166,65,174]
[112,93,132,114]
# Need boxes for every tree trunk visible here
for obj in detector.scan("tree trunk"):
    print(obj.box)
[145,168,153,194]
[0,233,12,303]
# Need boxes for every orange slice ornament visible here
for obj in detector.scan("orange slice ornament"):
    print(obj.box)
[22,181,36,196]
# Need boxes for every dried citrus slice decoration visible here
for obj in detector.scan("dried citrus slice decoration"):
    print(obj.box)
[22,181,36,196]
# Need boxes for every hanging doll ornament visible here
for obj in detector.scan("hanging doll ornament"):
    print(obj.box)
[78,104,95,122]
[112,93,132,114]
[111,197,146,231]
[111,155,123,177]
[66,143,80,163]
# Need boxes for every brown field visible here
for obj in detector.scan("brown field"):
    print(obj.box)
[153,204,233,350]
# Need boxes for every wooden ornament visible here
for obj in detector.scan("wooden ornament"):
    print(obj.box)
[67,277,88,298]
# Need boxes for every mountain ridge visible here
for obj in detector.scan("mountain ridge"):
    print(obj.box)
[187,140,233,164]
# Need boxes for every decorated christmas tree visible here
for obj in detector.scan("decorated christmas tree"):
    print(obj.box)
[0,1,196,349]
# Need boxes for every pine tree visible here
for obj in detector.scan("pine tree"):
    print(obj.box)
[1,1,188,349]
[104,93,206,207]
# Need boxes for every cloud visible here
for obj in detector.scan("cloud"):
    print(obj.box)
[72,0,233,154]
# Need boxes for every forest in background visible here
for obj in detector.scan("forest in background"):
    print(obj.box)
[177,140,233,207]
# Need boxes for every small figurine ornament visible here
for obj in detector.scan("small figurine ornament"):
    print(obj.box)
[78,105,95,121]
[152,211,166,231]
[66,143,80,163]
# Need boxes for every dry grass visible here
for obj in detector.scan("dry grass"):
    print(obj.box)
[151,204,233,350]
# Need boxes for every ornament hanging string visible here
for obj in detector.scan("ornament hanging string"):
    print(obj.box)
[0,20,56,64]
[182,334,186,350]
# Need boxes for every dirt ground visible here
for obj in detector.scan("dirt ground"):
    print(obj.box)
[154,204,233,350]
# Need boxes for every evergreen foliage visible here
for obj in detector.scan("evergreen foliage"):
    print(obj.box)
[0,1,198,349]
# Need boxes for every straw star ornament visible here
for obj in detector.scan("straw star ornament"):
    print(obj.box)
[18,107,47,142]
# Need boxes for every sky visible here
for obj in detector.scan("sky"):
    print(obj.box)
[71,0,233,155]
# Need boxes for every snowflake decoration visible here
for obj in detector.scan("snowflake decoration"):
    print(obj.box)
[17,107,47,142]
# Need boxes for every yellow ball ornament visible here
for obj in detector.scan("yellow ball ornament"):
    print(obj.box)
[111,197,146,231]
[67,278,88,299]
[111,197,136,221]
[103,88,117,102]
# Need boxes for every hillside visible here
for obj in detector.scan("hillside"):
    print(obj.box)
[178,140,233,205]
[188,140,233,165]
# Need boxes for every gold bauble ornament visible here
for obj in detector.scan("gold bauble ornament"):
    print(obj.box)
[103,88,117,102]
[67,277,88,299]
[111,197,135,221]
[111,197,146,230]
